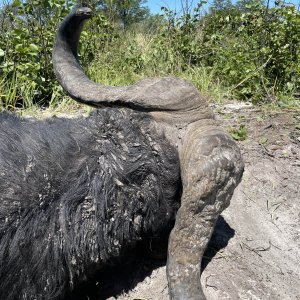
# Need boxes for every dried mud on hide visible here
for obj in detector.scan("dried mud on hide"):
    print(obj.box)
[69,104,300,300]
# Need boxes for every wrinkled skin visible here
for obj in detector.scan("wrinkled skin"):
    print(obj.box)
[2,7,243,300]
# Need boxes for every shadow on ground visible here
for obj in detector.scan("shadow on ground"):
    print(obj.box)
[66,215,234,299]
[66,245,167,300]
[201,215,235,272]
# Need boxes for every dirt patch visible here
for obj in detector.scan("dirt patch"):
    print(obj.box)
[69,104,300,300]
[201,104,300,300]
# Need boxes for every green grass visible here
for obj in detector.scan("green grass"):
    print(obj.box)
[1,29,299,112]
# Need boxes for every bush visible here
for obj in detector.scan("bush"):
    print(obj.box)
[0,0,299,108]
[0,0,76,107]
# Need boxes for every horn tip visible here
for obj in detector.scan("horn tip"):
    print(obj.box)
[75,7,93,18]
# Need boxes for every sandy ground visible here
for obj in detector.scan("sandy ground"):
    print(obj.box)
[68,103,300,300]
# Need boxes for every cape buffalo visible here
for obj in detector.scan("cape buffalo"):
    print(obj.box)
[0,7,244,300]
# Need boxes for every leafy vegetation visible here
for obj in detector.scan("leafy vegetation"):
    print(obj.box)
[93,0,150,28]
[227,124,248,141]
[0,0,73,107]
[0,0,299,109]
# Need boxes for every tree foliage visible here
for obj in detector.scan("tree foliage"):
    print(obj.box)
[95,0,150,28]
[0,0,73,107]
[211,0,233,12]
[0,0,300,108]
[0,0,112,107]
[156,0,300,101]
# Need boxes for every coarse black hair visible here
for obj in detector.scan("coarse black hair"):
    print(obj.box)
[0,108,181,299]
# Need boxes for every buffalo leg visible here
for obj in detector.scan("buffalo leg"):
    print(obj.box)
[167,123,244,300]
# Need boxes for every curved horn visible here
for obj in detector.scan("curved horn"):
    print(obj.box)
[53,7,202,112]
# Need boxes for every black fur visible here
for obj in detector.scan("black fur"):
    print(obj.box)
[0,109,181,299]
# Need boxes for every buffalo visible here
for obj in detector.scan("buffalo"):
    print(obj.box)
[0,7,244,300]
